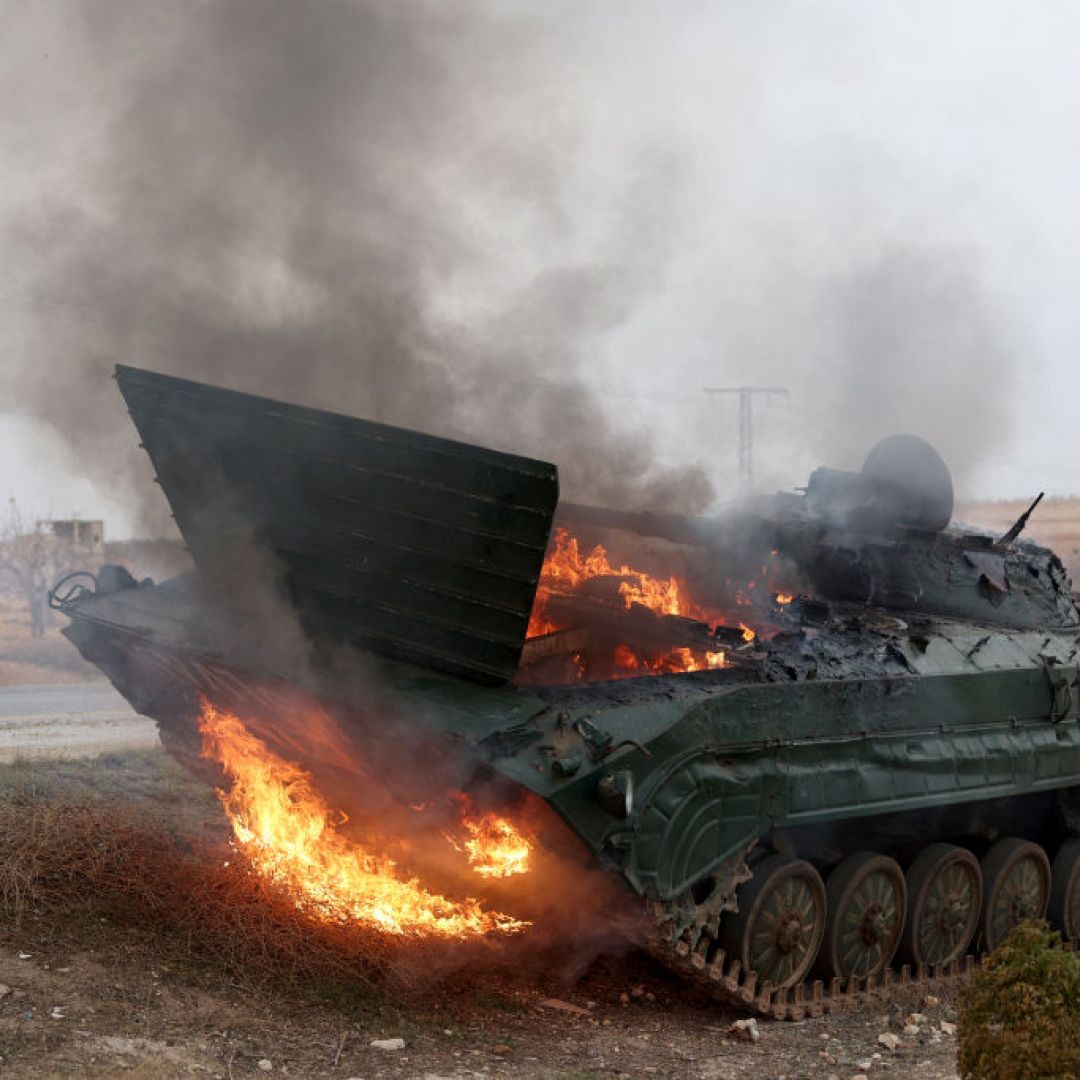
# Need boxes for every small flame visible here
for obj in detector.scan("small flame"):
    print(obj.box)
[740,623,756,642]
[660,646,698,673]
[458,812,531,878]
[613,642,726,674]
[775,593,794,606]
[199,700,527,937]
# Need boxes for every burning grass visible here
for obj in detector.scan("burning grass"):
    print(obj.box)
[198,699,530,938]
[0,750,527,1007]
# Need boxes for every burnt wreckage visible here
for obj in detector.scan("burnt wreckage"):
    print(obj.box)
[54,366,1080,1018]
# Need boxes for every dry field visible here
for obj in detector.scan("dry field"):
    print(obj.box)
[0,595,98,689]
[0,750,963,1079]
[5,506,1071,1078]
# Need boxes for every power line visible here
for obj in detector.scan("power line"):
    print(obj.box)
[703,386,789,492]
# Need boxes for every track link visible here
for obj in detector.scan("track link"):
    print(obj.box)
[644,900,981,1021]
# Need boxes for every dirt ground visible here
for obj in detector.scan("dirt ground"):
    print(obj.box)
[0,751,964,1080]
[0,942,962,1079]
[4,504,1064,1079]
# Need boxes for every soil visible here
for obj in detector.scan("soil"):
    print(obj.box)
[5,507,1056,1078]
[0,941,962,1079]
[0,750,963,1079]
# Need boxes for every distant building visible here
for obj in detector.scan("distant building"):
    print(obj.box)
[38,519,105,556]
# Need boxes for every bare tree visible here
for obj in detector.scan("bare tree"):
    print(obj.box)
[0,500,76,638]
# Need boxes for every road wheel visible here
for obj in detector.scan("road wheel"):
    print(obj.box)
[979,838,1051,951]
[900,843,981,967]
[818,852,906,980]
[1049,838,1080,943]
[719,853,826,989]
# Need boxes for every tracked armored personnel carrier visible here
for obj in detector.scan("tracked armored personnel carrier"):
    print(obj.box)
[54,366,1080,1019]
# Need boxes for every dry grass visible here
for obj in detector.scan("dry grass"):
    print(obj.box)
[0,751,526,1013]
[0,797,397,998]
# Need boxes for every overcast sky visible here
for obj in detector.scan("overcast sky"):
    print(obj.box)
[2,2,1079,537]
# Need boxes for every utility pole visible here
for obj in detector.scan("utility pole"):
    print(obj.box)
[703,386,789,493]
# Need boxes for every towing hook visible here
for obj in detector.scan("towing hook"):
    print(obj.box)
[47,570,99,610]
[48,564,144,611]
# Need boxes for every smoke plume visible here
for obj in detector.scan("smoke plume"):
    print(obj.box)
[2,2,1031,531]
[3,0,714,535]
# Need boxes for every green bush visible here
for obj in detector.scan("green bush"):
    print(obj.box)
[958,921,1080,1079]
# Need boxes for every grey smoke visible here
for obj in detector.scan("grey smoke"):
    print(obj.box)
[768,247,1016,489]
[2,2,1033,535]
[3,0,714,535]
[827,250,1013,476]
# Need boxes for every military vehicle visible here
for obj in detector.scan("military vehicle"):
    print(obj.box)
[53,366,1080,1019]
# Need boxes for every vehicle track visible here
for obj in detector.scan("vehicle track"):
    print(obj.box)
[646,899,981,1021]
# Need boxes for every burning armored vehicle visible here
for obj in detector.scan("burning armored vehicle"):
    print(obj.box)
[53,366,1080,1018]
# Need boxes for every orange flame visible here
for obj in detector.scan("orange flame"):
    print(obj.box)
[523,527,758,679]
[739,623,756,642]
[613,644,725,674]
[528,528,715,636]
[458,812,531,878]
[775,593,794,606]
[198,700,527,937]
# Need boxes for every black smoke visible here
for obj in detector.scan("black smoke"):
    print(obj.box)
[4,0,712,535]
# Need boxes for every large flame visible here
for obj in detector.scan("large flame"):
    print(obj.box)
[526,527,736,677]
[199,700,527,937]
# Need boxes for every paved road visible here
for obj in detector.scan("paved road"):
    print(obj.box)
[0,682,159,761]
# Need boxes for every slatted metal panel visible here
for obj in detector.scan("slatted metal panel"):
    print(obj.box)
[115,365,558,684]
